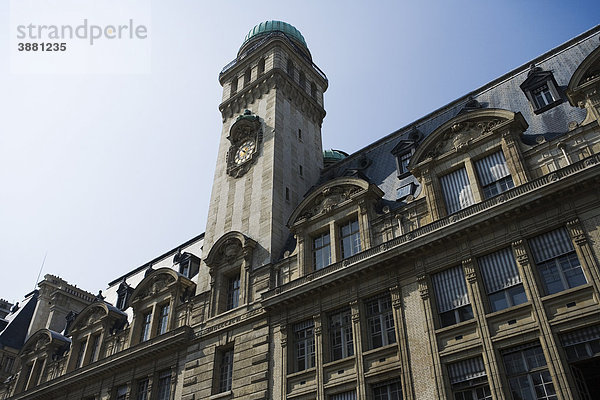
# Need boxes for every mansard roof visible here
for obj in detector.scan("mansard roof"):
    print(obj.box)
[321,28,599,205]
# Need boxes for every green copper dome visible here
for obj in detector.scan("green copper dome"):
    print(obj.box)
[323,149,348,167]
[241,21,307,50]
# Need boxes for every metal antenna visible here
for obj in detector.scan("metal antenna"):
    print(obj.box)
[35,252,47,290]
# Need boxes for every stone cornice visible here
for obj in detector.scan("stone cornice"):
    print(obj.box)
[262,152,600,308]
[218,69,326,126]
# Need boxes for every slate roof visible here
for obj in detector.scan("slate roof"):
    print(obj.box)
[321,26,600,209]
[0,290,38,350]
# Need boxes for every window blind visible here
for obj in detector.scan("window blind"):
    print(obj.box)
[432,266,470,313]
[475,151,510,187]
[529,228,574,264]
[440,168,474,214]
[478,248,521,294]
[448,356,486,384]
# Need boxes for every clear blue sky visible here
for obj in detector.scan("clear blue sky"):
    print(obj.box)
[0,1,598,303]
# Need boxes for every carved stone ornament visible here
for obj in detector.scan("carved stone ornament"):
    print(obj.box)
[298,185,363,220]
[417,275,429,299]
[511,240,529,265]
[462,258,477,283]
[427,118,502,158]
[226,110,263,178]
[140,274,176,299]
[566,218,587,245]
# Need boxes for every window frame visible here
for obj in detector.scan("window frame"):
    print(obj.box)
[156,303,170,336]
[339,217,361,259]
[140,310,152,342]
[216,347,234,393]
[313,231,332,271]
[502,344,557,400]
[371,379,402,400]
[365,294,396,350]
[226,273,241,311]
[156,370,172,400]
[293,320,315,372]
[329,308,354,361]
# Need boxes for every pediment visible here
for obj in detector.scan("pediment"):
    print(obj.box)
[410,109,527,169]
[288,177,382,226]
[204,231,257,268]
[70,303,109,332]
[567,45,600,106]
[520,69,554,91]
[20,329,70,356]
[130,268,179,302]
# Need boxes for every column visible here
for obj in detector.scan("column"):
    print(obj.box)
[329,221,339,264]
[314,314,324,400]
[566,218,600,292]
[357,199,372,249]
[280,324,288,400]
[389,285,414,400]
[350,300,367,400]
[511,240,573,400]
[241,249,252,304]
[461,258,503,400]
[501,130,529,185]
[464,159,483,203]
[417,274,446,399]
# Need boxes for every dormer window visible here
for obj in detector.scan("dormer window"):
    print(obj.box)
[390,127,421,178]
[397,152,411,175]
[532,84,555,109]
[520,64,562,114]
[116,280,133,311]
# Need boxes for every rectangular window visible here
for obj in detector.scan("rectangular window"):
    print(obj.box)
[475,151,514,199]
[448,357,492,400]
[478,248,527,312]
[218,348,234,393]
[76,338,87,368]
[440,168,474,214]
[136,379,149,400]
[397,152,411,175]
[330,390,357,400]
[532,85,555,109]
[89,334,101,363]
[502,344,556,400]
[340,218,361,259]
[313,232,332,270]
[180,260,190,278]
[560,325,600,362]
[227,274,240,310]
[529,228,586,295]
[115,385,128,400]
[432,266,473,327]
[140,311,152,342]
[365,295,396,349]
[294,320,315,371]
[372,379,402,400]
[157,304,170,335]
[329,309,354,361]
[156,371,171,400]
[396,183,415,201]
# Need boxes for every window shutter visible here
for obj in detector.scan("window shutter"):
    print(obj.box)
[330,391,357,400]
[440,168,474,214]
[560,325,600,347]
[478,248,521,294]
[447,356,486,384]
[432,266,470,313]
[529,228,574,264]
[475,151,510,187]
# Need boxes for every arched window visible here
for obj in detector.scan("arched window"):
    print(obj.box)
[243,68,251,86]
[258,58,265,76]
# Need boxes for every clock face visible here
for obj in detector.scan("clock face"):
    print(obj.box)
[234,140,256,165]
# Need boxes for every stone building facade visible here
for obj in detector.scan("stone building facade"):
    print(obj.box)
[2,20,600,400]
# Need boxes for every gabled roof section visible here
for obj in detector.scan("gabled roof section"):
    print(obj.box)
[67,300,126,335]
[19,328,70,356]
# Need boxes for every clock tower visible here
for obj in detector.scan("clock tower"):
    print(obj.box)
[202,21,328,278]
